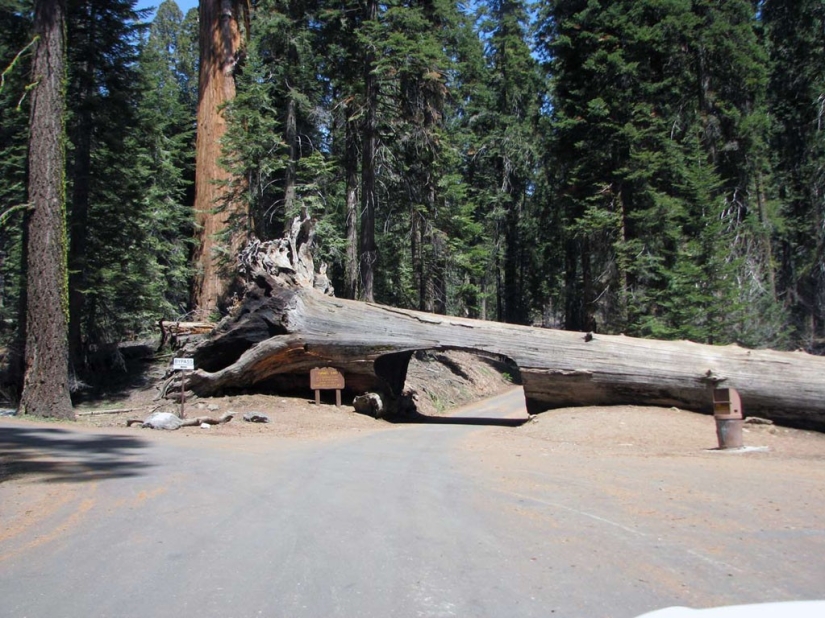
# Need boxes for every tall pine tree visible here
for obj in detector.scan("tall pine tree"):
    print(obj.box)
[0,0,33,346]
[132,0,196,320]
[20,0,73,417]
[764,0,825,352]
[481,0,541,324]
[540,0,780,344]
[65,0,152,366]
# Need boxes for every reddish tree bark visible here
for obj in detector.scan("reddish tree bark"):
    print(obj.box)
[191,0,248,317]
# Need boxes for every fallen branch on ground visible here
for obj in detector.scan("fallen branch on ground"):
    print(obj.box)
[126,411,234,429]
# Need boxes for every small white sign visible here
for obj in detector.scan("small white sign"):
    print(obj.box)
[173,358,195,371]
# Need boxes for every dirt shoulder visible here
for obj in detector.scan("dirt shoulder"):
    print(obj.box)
[479,404,825,462]
[61,349,515,438]
[9,348,825,460]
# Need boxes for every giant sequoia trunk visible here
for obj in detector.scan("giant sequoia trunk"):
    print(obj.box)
[191,0,247,316]
[178,237,825,430]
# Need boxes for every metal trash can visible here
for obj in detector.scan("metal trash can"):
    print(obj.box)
[712,388,744,449]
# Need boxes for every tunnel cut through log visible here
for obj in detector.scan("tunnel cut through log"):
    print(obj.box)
[175,286,825,430]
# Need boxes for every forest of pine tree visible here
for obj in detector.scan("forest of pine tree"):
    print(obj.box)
[1,0,824,411]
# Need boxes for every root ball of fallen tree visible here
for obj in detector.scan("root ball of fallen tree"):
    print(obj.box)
[164,212,825,430]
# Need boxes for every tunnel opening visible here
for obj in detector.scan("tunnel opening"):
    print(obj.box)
[374,347,529,426]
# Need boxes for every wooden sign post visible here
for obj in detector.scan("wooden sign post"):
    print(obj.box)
[310,367,345,407]
[173,357,195,418]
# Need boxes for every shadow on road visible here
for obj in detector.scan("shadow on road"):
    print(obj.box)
[389,414,527,427]
[0,424,152,485]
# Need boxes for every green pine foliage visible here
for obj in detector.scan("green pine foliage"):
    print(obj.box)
[764,0,825,353]
[540,0,787,346]
[221,0,333,240]
[445,5,499,319]
[176,5,199,115]
[65,0,157,360]
[133,0,196,320]
[0,0,32,345]
[478,0,542,324]
[2,0,825,371]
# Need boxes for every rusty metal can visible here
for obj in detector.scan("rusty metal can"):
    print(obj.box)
[715,418,744,449]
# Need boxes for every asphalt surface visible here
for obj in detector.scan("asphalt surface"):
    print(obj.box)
[1,390,823,618]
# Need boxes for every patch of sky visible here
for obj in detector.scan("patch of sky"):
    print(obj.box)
[136,0,198,21]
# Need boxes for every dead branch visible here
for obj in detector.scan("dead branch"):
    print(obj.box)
[179,412,234,427]
[126,411,234,429]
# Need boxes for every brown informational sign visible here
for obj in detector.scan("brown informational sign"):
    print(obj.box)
[310,367,345,406]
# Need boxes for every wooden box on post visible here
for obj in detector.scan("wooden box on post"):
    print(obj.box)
[310,367,345,407]
[712,388,743,449]
[712,388,742,419]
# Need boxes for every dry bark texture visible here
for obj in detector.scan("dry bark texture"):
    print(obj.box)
[158,320,216,349]
[237,211,333,296]
[20,0,73,419]
[173,211,825,429]
[178,284,825,430]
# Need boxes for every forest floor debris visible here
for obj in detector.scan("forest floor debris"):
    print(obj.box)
[5,344,824,460]
[61,348,514,440]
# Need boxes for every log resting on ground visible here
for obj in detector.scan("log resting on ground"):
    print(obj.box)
[180,287,825,430]
[158,320,216,349]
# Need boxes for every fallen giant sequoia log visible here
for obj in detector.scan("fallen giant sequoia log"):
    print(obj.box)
[178,286,825,430]
[170,211,825,429]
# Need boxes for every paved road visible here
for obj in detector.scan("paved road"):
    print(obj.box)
[1,391,823,618]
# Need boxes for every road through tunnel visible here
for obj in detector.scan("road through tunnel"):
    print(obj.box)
[373,347,528,424]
